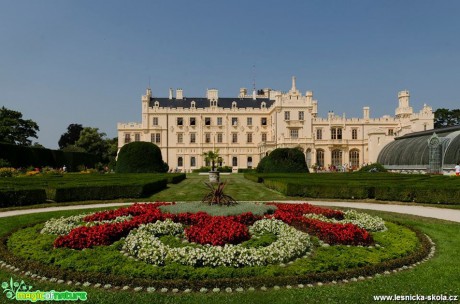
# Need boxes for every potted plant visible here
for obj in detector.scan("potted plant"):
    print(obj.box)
[203,149,221,183]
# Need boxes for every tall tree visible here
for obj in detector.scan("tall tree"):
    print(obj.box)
[434,108,460,128]
[0,106,39,146]
[58,123,83,149]
[74,127,110,162]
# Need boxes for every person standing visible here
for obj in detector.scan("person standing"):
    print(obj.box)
[455,162,460,176]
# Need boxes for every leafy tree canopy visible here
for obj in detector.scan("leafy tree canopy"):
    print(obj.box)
[58,123,83,149]
[0,106,39,146]
[434,108,460,129]
[74,127,110,162]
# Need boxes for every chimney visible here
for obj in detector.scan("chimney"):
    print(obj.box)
[176,89,183,100]
[169,88,173,100]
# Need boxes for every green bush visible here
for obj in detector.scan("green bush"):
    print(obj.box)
[0,189,47,207]
[257,148,309,173]
[359,163,387,172]
[116,142,168,173]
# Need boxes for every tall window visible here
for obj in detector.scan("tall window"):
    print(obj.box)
[151,133,160,143]
[316,149,324,168]
[290,129,299,139]
[190,117,196,126]
[134,133,140,142]
[177,133,183,143]
[349,149,360,169]
[152,117,158,126]
[261,117,267,126]
[331,127,342,140]
[190,133,196,143]
[352,129,358,140]
[178,157,183,167]
[316,129,322,140]
[299,111,304,120]
[232,157,238,167]
[284,111,290,120]
[177,117,183,126]
[232,133,238,143]
[247,133,253,143]
[124,134,131,144]
[331,149,342,167]
[205,117,211,126]
[217,133,223,143]
[388,129,394,136]
[217,117,223,125]
[261,133,267,142]
[247,157,253,169]
[247,117,252,126]
[205,133,211,143]
[190,157,196,167]
[232,117,238,126]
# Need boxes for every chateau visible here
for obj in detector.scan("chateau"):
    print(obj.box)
[117,77,434,172]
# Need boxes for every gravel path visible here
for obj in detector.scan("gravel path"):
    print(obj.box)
[1,201,459,223]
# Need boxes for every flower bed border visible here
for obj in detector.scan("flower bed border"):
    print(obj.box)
[0,221,434,293]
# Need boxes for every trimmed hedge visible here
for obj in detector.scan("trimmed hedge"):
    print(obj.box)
[116,142,168,173]
[245,173,460,204]
[0,143,98,171]
[0,189,47,207]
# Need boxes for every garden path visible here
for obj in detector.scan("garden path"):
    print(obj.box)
[1,201,459,223]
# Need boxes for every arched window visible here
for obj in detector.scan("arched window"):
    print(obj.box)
[349,149,360,169]
[191,101,196,108]
[261,102,266,109]
[232,157,238,167]
[316,149,324,168]
[154,101,159,107]
[331,149,342,167]
[178,157,183,167]
[247,156,253,169]
[232,101,237,109]
[190,156,196,167]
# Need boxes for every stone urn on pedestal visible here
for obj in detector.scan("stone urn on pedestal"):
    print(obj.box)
[203,149,221,183]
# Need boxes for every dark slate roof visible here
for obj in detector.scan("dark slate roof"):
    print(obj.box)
[149,97,274,109]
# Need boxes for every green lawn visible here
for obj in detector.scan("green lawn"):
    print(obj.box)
[0,174,459,303]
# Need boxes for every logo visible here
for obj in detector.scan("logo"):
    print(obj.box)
[2,278,87,302]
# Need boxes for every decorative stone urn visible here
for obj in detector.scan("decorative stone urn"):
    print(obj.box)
[209,171,220,183]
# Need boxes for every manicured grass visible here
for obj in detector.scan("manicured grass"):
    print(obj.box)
[0,210,458,303]
[159,201,276,216]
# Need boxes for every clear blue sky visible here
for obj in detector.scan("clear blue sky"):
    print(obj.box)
[1,0,459,149]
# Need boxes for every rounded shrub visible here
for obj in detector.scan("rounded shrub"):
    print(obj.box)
[257,147,309,173]
[358,163,387,173]
[116,142,168,173]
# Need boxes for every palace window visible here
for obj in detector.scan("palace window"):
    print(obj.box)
[190,133,196,143]
[152,117,158,126]
[178,157,183,167]
[261,117,267,126]
[261,133,267,142]
[290,129,299,139]
[247,133,253,143]
[316,128,322,140]
[299,111,304,120]
[217,117,223,126]
[177,117,183,126]
[205,117,211,126]
[177,133,183,144]
[247,157,253,169]
[331,127,342,140]
[151,133,160,143]
[190,157,196,167]
[232,133,238,143]
[316,149,325,168]
[232,157,238,167]
[124,134,131,144]
[205,133,211,143]
[284,111,290,121]
[134,133,140,142]
[349,149,360,169]
[232,117,238,126]
[190,117,196,126]
[217,133,223,143]
[388,129,394,136]
[331,149,342,166]
[352,128,358,140]
[247,117,252,126]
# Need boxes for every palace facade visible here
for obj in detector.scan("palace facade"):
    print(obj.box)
[117,77,434,172]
